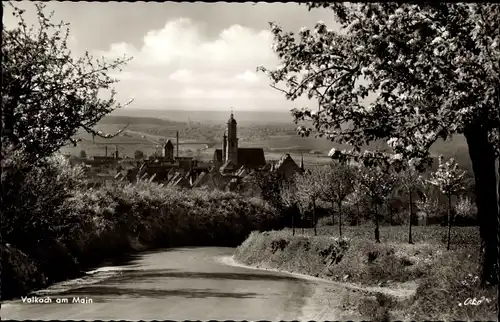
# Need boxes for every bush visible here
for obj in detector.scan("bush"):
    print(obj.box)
[1,245,46,299]
[454,196,478,226]
[2,153,87,248]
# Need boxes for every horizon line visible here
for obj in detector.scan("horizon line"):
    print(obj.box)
[116,108,294,112]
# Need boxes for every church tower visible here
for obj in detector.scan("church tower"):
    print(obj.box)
[226,110,238,164]
[163,139,174,161]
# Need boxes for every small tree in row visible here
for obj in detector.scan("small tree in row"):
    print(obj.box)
[358,165,399,243]
[398,159,424,244]
[345,180,367,226]
[281,178,298,236]
[293,168,324,236]
[415,183,440,226]
[428,156,467,250]
[320,161,356,237]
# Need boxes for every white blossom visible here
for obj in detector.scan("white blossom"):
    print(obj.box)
[328,148,337,157]
[431,36,443,46]
[387,137,398,147]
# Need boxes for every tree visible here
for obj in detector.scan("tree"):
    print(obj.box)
[281,178,298,236]
[260,2,499,285]
[358,165,398,243]
[398,159,424,244]
[455,195,477,224]
[293,168,324,236]
[344,167,366,225]
[2,2,133,165]
[252,171,283,211]
[79,149,87,159]
[428,156,467,250]
[134,150,145,160]
[320,161,356,237]
[416,180,440,225]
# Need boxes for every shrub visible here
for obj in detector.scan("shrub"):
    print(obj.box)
[1,245,45,299]
[2,153,87,248]
[454,196,478,226]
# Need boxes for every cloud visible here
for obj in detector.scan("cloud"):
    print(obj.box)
[168,69,194,83]
[235,70,260,83]
[99,18,286,109]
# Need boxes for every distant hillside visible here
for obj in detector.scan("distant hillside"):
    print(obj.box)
[98,115,185,126]
[110,108,295,125]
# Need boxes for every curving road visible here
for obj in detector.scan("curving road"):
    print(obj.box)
[2,247,364,321]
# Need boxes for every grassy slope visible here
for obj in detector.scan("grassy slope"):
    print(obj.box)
[234,226,497,321]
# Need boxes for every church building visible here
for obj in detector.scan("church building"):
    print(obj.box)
[213,111,266,172]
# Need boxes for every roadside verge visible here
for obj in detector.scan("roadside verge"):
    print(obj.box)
[231,230,497,321]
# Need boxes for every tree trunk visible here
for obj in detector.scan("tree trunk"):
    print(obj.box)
[496,97,500,307]
[374,203,380,243]
[312,199,317,236]
[356,202,360,226]
[338,202,342,238]
[331,200,335,226]
[389,203,393,226]
[408,192,413,244]
[292,209,295,236]
[447,195,452,251]
[497,157,500,292]
[464,124,498,286]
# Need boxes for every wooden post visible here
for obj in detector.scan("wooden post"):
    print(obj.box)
[176,131,179,159]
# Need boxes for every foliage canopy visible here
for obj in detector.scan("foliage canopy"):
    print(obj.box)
[259,3,499,168]
[2,2,133,164]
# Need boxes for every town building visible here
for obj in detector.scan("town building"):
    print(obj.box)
[162,139,175,161]
[272,153,304,181]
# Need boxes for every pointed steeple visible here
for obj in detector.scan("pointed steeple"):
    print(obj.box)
[228,107,237,124]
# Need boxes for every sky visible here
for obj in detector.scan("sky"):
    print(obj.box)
[4,2,342,112]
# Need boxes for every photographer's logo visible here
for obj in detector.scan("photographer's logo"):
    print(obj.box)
[458,297,491,307]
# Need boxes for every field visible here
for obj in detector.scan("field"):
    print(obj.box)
[60,109,473,171]
[279,224,480,249]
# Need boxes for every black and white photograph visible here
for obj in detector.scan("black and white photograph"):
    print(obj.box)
[1,1,499,321]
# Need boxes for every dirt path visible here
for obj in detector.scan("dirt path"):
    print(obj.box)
[219,255,418,299]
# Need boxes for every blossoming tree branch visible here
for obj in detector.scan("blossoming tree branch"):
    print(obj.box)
[258,3,500,286]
